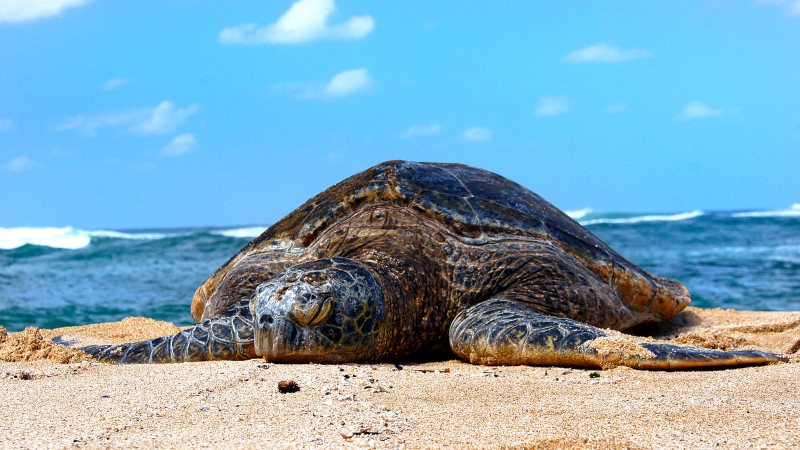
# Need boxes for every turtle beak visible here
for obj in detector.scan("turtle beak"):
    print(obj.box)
[252,292,302,359]
[255,313,319,362]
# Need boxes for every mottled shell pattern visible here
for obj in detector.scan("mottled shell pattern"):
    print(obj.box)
[196,160,637,317]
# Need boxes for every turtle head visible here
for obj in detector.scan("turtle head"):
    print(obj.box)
[251,258,387,363]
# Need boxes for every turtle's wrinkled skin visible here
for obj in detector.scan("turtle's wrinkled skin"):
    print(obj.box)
[84,161,787,369]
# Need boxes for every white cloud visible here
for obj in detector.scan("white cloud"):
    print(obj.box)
[102,77,129,91]
[219,0,374,45]
[460,126,492,143]
[604,103,628,114]
[133,102,201,135]
[0,118,13,132]
[564,44,651,63]
[0,0,89,23]
[58,101,201,136]
[280,69,374,99]
[322,69,372,97]
[678,101,728,120]
[402,124,441,138]
[285,68,374,98]
[535,97,570,117]
[163,133,197,156]
[5,156,35,171]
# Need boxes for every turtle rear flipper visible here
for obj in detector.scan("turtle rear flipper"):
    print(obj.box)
[449,298,787,370]
[83,300,256,364]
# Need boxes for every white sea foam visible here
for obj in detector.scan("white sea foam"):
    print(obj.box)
[565,208,593,220]
[0,227,171,250]
[731,204,800,218]
[88,230,172,240]
[580,210,704,226]
[213,226,268,238]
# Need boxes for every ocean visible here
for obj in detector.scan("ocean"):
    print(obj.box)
[1,206,799,332]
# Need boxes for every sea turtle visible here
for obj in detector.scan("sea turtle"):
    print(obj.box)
[83,161,786,369]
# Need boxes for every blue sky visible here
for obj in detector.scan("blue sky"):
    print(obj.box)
[1,0,799,229]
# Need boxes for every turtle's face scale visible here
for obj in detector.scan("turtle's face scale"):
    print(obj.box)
[251,258,387,363]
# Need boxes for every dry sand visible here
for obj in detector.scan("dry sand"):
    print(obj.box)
[1,307,799,449]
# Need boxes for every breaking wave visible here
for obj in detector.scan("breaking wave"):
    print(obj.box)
[0,227,172,250]
[0,225,272,250]
[212,226,268,238]
[579,210,704,226]
[731,204,800,218]
[565,208,593,220]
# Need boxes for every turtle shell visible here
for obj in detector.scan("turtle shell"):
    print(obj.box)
[220,160,621,280]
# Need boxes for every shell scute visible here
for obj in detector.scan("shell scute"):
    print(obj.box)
[442,162,617,271]
[409,190,482,238]
[466,197,547,238]
[392,161,471,197]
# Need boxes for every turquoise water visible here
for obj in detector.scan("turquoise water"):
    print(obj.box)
[1,207,798,332]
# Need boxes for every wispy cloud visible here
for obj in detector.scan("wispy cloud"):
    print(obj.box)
[219,0,374,45]
[402,124,441,138]
[57,110,143,135]
[678,101,732,120]
[4,156,35,171]
[101,76,129,91]
[133,102,201,135]
[0,0,89,23]
[57,101,201,136]
[460,126,492,143]
[564,44,651,63]
[0,118,13,132]
[535,97,570,117]
[164,133,197,156]
[756,0,800,17]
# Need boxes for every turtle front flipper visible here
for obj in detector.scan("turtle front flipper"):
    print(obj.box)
[449,298,787,370]
[83,300,256,364]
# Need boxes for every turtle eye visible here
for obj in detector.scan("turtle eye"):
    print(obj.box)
[290,294,333,327]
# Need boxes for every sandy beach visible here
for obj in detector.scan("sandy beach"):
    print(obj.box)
[1,307,799,449]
